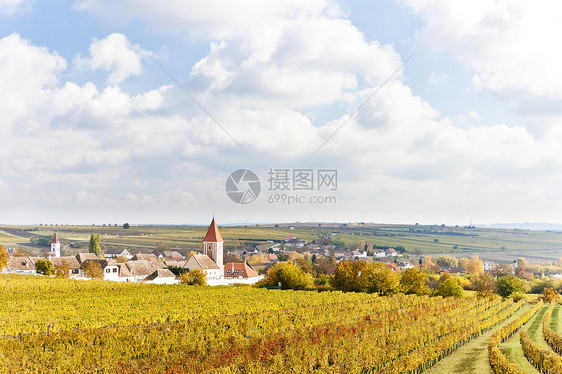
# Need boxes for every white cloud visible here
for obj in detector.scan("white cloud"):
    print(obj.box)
[75,33,150,84]
[3,5,562,224]
[427,72,447,86]
[0,0,30,15]
[402,0,562,106]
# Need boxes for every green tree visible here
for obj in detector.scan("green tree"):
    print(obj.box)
[330,260,366,292]
[436,256,458,269]
[497,275,526,298]
[399,267,428,295]
[180,269,207,285]
[123,223,130,229]
[0,245,9,271]
[89,234,101,256]
[35,259,55,276]
[360,262,399,295]
[259,261,314,290]
[437,278,463,298]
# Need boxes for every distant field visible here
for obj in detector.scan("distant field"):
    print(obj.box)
[2,224,562,262]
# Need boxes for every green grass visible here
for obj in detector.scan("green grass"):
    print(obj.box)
[500,305,546,374]
[425,304,531,374]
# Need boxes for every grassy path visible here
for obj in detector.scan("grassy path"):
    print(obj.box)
[552,304,561,332]
[425,304,530,374]
[500,304,548,374]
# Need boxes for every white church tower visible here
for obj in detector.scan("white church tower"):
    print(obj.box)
[51,232,61,258]
[203,217,224,274]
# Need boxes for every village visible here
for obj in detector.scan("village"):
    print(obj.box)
[1,218,516,287]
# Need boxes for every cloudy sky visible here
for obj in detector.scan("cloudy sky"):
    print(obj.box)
[1,0,562,225]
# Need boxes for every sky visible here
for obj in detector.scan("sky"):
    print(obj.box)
[1,0,562,226]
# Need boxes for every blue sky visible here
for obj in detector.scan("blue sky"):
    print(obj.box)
[1,0,562,225]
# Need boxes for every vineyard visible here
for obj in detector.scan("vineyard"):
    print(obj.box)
[0,274,562,373]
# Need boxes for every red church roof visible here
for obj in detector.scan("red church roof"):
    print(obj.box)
[52,232,60,244]
[203,218,223,242]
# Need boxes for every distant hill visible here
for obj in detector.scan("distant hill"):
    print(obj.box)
[476,222,562,231]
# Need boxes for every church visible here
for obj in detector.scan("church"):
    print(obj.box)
[184,217,262,285]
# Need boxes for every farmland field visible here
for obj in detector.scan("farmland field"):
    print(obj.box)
[0,274,527,373]
[3,224,562,263]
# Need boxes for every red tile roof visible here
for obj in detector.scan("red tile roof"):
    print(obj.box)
[52,232,60,244]
[224,262,259,278]
[203,218,223,242]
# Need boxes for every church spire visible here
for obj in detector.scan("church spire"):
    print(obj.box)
[203,217,223,243]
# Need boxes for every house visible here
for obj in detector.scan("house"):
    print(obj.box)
[267,253,278,262]
[483,260,494,272]
[184,255,221,280]
[352,250,367,258]
[102,260,120,281]
[144,269,179,285]
[162,251,183,260]
[2,256,36,275]
[164,260,187,269]
[103,248,131,259]
[75,253,100,264]
[373,249,386,258]
[285,237,306,249]
[385,248,400,257]
[224,262,259,279]
[130,253,163,266]
[397,261,415,270]
[115,263,135,282]
[384,263,398,272]
[51,256,82,278]
[126,260,162,282]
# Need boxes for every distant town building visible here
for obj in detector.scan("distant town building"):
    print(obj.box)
[50,233,61,258]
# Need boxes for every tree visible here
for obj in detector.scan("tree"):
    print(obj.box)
[154,243,170,255]
[180,269,207,285]
[421,256,439,272]
[492,263,514,277]
[89,234,101,256]
[471,272,496,298]
[437,278,463,298]
[497,275,526,298]
[541,288,560,302]
[457,257,469,270]
[330,260,366,292]
[123,223,130,229]
[0,245,9,272]
[35,259,55,276]
[168,265,187,276]
[465,256,483,274]
[82,261,103,279]
[54,259,71,278]
[360,262,399,295]
[115,255,128,263]
[259,261,314,290]
[399,267,429,295]
[436,256,458,269]
[12,248,30,257]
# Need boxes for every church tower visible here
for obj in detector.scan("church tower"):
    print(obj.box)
[203,217,223,273]
[51,232,61,258]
